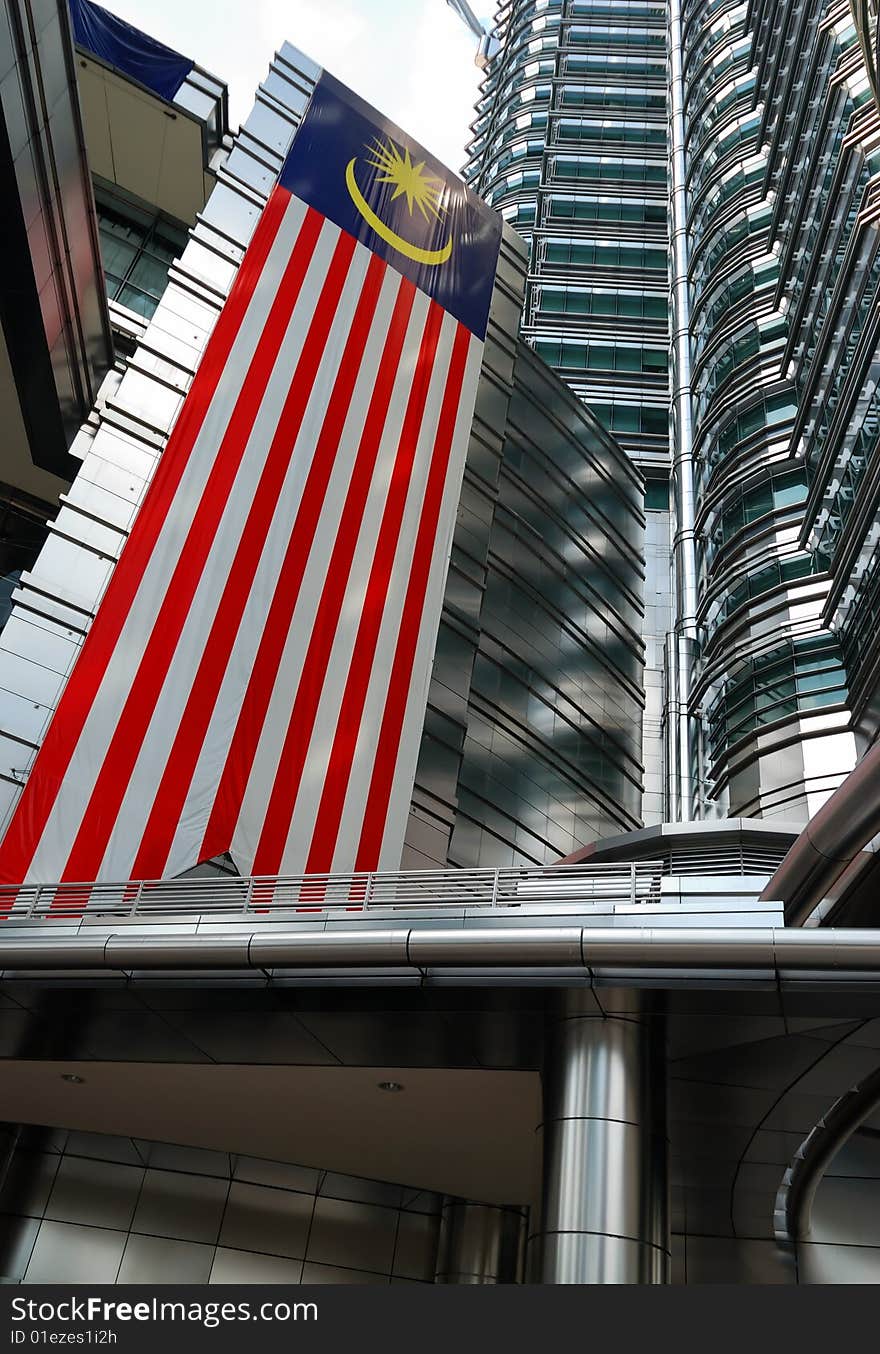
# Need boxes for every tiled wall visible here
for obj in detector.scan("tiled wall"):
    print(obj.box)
[669,1015,880,1284]
[0,1128,441,1284]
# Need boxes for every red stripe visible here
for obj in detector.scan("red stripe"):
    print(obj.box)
[350,326,473,870]
[0,186,292,887]
[129,248,385,880]
[57,207,330,885]
[308,322,468,871]
[248,300,445,875]
[198,274,419,866]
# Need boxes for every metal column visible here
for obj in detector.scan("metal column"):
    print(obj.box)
[530,993,669,1284]
[665,0,699,821]
[434,1198,527,1284]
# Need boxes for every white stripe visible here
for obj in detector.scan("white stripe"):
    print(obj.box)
[26,194,314,883]
[376,336,483,870]
[229,288,434,875]
[162,257,407,878]
[99,220,364,880]
[326,320,476,873]
[278,311,459,875]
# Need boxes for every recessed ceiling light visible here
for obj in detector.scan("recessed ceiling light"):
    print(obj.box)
[377,1080,404,1093]
[60,1073,85,1085]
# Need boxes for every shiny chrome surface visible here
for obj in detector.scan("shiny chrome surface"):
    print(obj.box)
[850,0,880,116]
[666,0,698,823]
[405,324,647,870]
[775,1062,880,1243]
[762,739,880,925]
[0,1128,442,1285]
[434,1199,526,1283]
[530,992,668,1284]
[10,921,880,978]
[0,980,878,1281]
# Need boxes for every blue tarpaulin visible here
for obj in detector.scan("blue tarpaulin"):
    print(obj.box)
[69,0,194,102]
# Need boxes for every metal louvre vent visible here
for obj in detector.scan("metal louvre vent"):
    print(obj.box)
[663,843,790,876]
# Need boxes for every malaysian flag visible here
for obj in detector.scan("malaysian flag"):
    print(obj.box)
[0,70,501,885]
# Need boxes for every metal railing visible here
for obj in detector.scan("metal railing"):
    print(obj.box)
[0,862,664,921]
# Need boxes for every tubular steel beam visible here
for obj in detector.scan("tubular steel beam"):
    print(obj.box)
[3,925,880,979]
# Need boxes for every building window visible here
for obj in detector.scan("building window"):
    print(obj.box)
[551,155,667,183]
[708,467,808,553]
[534,337,668,374]
[591,403,668,437]
[0,488,57,634]
[543,237,667,269]
[95,188,188,320]
[644,479,670,510]
[707,636,848,759]
[537,286,667,318]
[706,554,817,637]
[545,195,666,225]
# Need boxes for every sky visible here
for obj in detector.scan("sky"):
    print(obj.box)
[104,0,486,173]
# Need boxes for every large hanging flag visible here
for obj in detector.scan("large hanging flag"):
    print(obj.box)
[0,70,501,885]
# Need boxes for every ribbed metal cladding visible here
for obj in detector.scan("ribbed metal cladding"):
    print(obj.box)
[529,992,669,1284]
[434,1199,527,1284]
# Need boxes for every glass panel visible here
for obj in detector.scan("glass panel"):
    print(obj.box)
[127,252,173,296]
[98,233,138,278]
[645,480,670,510]
[117,285,160,319]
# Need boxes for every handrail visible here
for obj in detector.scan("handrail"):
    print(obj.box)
[774,1064,880,1243]
[0,862,668,922]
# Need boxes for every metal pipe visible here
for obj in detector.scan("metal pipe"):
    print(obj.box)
[530,992,668,1283]
[665,0,699,822]
[434,1199,527,1284]
[4,925,880,975]
[775,1063,880,1244]
[761,738,880,924]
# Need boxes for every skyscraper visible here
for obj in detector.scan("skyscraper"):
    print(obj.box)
[463,0,670,476]
[463,0,672,822]
[466,0,880,830]
[2,0,880,1294]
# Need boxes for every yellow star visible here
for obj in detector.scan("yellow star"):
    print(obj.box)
[364,136,447,222]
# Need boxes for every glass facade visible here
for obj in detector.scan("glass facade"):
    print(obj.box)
[95,185,188,320]
[465,0,670,824]
[403,261,647,868]
[469,0,880,826]
[464,0,670,479]
[678,0,875,820]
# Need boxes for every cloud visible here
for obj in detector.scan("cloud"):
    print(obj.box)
[104,0,480,172]
[382,2,481,169]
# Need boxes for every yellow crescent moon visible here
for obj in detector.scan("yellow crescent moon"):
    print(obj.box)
[345,159,453,267]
